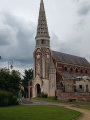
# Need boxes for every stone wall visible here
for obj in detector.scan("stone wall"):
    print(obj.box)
[57,90,90,102]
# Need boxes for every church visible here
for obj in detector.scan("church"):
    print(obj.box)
[28,0,90,99]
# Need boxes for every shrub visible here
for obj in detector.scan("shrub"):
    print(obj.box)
[0,91,9,106]
[41,92,45,98]
[37,92,48,98]
[0,91,19,107]
[44,93,48,98]
[11,96,19,105]
[8,92,14,105]
[37,93,41,98]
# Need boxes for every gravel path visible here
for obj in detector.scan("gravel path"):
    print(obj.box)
[65,106,90,120]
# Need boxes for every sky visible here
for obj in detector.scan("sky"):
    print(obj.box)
[0,0,90,74]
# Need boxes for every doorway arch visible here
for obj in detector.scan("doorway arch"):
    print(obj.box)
[36,84,41,95]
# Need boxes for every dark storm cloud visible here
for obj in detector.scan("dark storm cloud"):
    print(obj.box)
[0,12,36,65]
[78,2,90,16]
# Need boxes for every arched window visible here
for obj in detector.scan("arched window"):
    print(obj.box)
[70,68,73,72]
[80,69,83,73]
[85,70,88,74]
[65,67,67,71]
[75,68,78,73]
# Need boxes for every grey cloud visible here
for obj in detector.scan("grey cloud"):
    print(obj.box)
[0,22,17,46]
[74,0,80,2]
[78,2,90,16]
[0,12,36,65]
[51,19,90,63]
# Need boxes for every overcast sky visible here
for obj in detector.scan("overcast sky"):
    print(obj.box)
[0,0,90,74]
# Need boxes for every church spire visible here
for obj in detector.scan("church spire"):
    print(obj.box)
[36,0,50,39]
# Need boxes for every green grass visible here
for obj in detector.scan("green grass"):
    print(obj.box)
[0,105,81,120]
[75,106,90,110]
[33,97,90,105]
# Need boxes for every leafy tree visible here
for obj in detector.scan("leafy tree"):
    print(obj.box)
[22,69,33,87]
[0,68,21,96]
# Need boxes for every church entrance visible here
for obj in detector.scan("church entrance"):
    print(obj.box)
[37,84,41,95]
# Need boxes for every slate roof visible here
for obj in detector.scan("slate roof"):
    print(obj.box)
[52,50,90,68]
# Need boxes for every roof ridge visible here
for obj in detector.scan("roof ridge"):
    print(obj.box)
[52,50,85,59]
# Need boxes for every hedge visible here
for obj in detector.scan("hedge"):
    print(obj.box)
[0,91,19,107]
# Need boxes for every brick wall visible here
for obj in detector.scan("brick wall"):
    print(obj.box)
[57,90,90,102]
[57,63,90,76]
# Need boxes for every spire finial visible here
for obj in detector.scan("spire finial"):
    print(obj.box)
[35,0,50,39]
[40,0,44,11]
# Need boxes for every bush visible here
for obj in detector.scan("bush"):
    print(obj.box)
[37,92,48,98]
[11,96,19,105]
[8,92,14,105]
[0,91,9,106]
[0,91,19,107]
[37,93,41,98]
[44,93,48,98]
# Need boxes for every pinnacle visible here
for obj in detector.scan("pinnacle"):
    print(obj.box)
[36,0,50,39]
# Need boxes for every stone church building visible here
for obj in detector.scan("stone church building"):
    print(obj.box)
[28,0,90,98]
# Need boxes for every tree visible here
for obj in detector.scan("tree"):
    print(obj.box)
[0,68,21,96]
[22,69,33,87]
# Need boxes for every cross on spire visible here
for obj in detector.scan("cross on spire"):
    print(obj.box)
[36,0,50,39]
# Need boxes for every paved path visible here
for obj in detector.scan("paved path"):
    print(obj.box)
[23,100,90,120]
[65,106,90,120]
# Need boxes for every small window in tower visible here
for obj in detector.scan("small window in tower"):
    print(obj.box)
[41,39,46,44]
[65,67,67,71]
[80,69,83,73]
[85,70,88,74]
[75,68,78,73]
[70,68,73,72]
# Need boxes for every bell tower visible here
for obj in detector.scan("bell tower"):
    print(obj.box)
[33,0,51,79]
[29,0,56,97]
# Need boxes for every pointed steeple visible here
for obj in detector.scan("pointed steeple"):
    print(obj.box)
[36,0,50,39]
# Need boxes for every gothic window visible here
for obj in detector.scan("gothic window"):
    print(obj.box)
[75,68,78,73]
[80,69,83,73]
[70,68,73,72]
[65,67,67,71]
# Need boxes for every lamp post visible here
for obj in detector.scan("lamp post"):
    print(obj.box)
[8,60,13,70]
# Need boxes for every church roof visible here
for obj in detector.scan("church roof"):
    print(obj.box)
[36,0,50,39]
[52,50,90,68]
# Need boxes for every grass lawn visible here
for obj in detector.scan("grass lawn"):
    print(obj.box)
[0,105,81,120]
[75,106,90,110]
[33,97,90,106]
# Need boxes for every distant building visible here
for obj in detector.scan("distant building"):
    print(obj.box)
[28,0,90,100]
